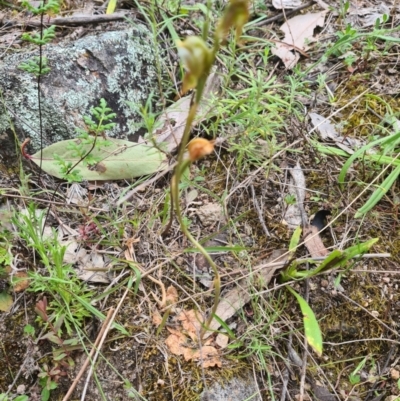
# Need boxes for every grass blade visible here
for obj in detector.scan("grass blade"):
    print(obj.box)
[355,164,400,217]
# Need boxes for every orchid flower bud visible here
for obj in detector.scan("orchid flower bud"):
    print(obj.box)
[216,0,249,42]
[177,36,213,93]
[188,138,215,162]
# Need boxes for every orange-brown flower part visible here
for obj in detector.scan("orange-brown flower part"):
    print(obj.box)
[216,0,249,42]
[188,138,215,162]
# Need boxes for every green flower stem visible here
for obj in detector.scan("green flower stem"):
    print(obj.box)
[170,13,226,340]
[172,160,221,340]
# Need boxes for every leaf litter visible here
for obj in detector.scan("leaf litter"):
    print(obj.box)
[272,11,326,68]
[159,302,223,368]
[2,1,399,399]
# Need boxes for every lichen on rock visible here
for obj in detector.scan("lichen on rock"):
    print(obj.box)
[0,24,159,160]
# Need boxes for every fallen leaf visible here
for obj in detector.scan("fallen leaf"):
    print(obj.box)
[153,70,220,153]
[30,138,167,181]
[183,345,221,368]
[272,0,302,9]
[165,286,178,306]
[152,309,163,326]
[178,309,203,341]
[165,327,187,356]
[309,112,364,154]
[0,291,13,312]
[12,272,30,292]
[272,12,326,68]
[284,162,307,229]
[303,224,328,257]
[203,250,287,338]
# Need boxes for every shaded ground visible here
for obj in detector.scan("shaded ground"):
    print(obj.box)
[1,1,400,400]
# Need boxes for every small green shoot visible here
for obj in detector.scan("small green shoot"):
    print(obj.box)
[284,194,296,205]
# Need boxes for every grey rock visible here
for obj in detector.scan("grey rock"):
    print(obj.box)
[200,376,262,401]
[0,25,158,161]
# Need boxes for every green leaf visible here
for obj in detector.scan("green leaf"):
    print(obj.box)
[286,286,323,356]
[289,226,302,258]
[106,0,117,14]
[41,388,50,401]
[0,291,13,312]
[338,131,400,187]
[341,238,378,262]
[310,249,344,276]
[15,396,29,401]
[355,165,400,217]
[30,138,166,181]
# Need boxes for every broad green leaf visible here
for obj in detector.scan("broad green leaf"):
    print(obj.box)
[311,249,344,276]
[355,165,400,217]
[15,396,29,401]
[342,239,378,262]
[106,0,117,14]
[287,286,323,356]
[31,138,166,181]
[0,291,12,312]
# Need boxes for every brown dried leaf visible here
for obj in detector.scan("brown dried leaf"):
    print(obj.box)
[165,327,187,356]
[183,346,221,368]
[12,272,30,292]
[177,309,203,341]
[165,286,178,306]
[272,12,326,68]
[153,70,220,152]
[203,250,288,338]
[303,224,329,257]
[152,309,162,326]
[124,237,140,261]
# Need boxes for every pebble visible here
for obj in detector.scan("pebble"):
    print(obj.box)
[321,279,329,288]
[390,368,400,380]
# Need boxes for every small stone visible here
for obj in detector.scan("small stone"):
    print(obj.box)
[294,394,311,401]
[16,384,25,394]
[196,203,224,227]
[321,279,329,288]
[382,277,391,283]
[175,257,184,266]
[390,368,400,380]
[371,310,379,318]
[200,375,261,401]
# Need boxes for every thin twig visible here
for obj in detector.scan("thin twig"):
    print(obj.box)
[299,262,310,401]
[116,162,176,206]
[62,308,114,401]
[3,12,131,28]
[250,1,316,27]
[250,184,270,237]
[80,283,133,400]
